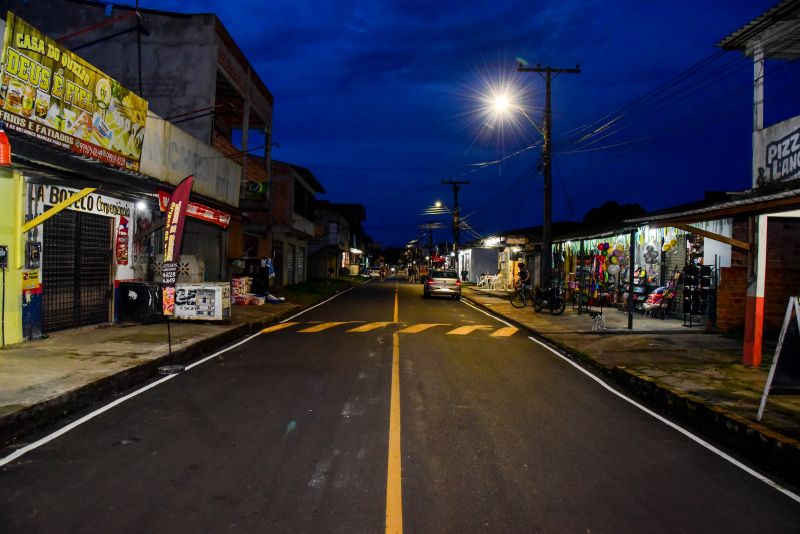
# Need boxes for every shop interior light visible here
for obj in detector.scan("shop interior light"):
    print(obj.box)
[136,200,148,211]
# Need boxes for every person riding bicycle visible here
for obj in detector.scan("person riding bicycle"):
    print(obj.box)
[516,262,531,290]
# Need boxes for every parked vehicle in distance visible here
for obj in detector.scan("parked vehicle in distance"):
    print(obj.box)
[423,269,461,300]
[369,266,382,278]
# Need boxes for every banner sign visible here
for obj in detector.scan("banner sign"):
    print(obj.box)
[115,216,129,265]
[161,175,194,316]
[0,12,148,171]
[157,189,231,229]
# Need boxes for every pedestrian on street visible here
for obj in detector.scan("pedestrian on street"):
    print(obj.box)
[516,262,530,290]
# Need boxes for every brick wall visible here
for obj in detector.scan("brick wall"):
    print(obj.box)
[715,218,800,333]
[717,266,747,331]
[269,176,291,226]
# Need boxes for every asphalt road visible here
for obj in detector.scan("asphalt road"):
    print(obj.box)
[1,278,799,533]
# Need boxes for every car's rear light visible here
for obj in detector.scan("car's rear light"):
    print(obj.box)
[427,279,434,285]
[456,279,461,286]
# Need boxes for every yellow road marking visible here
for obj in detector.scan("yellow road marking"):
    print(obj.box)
[385,333,403,533]
[297,321,354,333]
[446,325,494,335]
[347,322,395,332]
[260,322,300,333]
[396,323,450,334]
[490,326,519,337]
[385,286,403,533]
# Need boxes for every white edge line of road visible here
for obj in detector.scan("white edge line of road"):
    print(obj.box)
[0,286,356,468]
[460,298,800,504]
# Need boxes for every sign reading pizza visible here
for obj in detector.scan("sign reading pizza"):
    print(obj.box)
[0,12,148,171]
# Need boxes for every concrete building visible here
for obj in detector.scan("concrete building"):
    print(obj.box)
[309,202,367,278]
[719,0,800,365]
[1,0,274,282]
[268,160,324,286]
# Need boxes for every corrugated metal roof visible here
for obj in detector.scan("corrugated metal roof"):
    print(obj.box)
[625,186,800,225]
[718,0,800,56]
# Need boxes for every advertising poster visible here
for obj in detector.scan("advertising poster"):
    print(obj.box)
[161,175,194,316]
[115,216,129,265]
[0,12,148,171]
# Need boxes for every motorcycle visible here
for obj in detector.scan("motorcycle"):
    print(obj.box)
[532,283,566,316]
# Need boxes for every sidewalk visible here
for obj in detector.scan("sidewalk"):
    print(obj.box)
[1,282,799,485]
[464,286,800,483]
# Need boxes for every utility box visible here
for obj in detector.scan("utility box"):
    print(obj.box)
[174,282,231,321]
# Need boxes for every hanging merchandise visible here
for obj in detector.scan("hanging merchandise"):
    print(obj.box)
[643,244,659,264]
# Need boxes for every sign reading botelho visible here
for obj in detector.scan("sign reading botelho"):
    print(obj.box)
[0,12,149,171]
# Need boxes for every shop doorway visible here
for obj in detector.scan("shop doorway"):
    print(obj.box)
[42,209,112,332]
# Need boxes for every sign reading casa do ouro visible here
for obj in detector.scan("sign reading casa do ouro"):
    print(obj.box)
[0,12,149,171]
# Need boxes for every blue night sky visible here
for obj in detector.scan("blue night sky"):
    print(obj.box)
[140,0,799,247]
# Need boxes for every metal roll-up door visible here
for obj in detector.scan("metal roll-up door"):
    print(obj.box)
[42,209,111,332]
[287,244,296,285]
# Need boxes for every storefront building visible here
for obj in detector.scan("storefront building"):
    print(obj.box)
[0,11,241,342]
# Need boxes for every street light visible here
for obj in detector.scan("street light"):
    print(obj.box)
[487,61,579,287]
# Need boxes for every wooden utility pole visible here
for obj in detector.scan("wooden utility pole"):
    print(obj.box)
[442,179,469,271]
[517,63,580,287]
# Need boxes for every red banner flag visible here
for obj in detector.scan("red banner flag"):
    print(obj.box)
[161,175,194,315]
[156,189,231,228]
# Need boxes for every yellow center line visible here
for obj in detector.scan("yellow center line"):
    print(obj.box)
[260,322,300,334]
[386,287,402,533]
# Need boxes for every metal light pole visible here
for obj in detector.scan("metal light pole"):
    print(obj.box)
[516,63,580,287]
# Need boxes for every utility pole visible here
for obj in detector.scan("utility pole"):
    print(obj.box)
[418,222,443,269]
[517,63,579,287]
[442,179,469,271]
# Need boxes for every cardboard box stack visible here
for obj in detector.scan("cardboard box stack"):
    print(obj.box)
[231,276,252,305]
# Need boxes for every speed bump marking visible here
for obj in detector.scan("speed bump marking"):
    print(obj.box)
[347,322,395,332]
[298,321,356,333]
[395,323,450,334]
[490,326,519,337]
[446,325,494,335]
[261,322,300,333]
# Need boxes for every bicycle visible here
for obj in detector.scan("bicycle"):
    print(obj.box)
[509,284,533,308]
[532,283,566,315]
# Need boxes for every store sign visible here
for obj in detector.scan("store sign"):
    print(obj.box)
[759,115,800,184]
[0,12,148,171]
[29,184,132,218]
[766,126,800,183]
[22,269,40,292]
[156,189,230,229]
[162,175,194,316]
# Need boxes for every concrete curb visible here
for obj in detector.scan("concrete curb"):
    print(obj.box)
[0,305,304,447]
[462,293,800,486]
